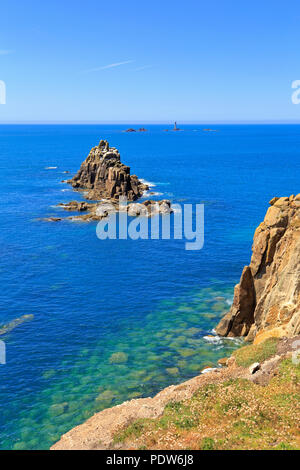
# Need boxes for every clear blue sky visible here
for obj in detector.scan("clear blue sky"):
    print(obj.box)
[0,0,299,123]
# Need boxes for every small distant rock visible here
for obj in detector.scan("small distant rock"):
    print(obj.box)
[0,314,34,336]
[218,357,228,367]
[43,217,62,222]
[125,128,136,132]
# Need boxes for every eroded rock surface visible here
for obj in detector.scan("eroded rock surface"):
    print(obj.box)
[216,195,300,342]
[68,140,147,201]
[58,199,173,222]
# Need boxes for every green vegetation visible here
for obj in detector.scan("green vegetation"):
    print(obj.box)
[233,337,279,367]
[200,437,216,450]
[112,357,300,450]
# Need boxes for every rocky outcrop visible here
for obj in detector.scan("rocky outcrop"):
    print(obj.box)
[216,195,300,343]
[57,199,173,222]
[0,314,34,336]
[68,140,147,201]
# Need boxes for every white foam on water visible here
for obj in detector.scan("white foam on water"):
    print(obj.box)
[201,367,219,374]
[140,179,156,188]
[226,297,233,306]
[143,191,163,197]
[67,217,86,223]
[45,166,57,170]
[203,335,222,344]
[205,330,243,347]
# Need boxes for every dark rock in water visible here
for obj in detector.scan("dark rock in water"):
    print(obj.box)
[0,314,34,336]
[45,139,172,223]
[138,128,147,132]
[68,139,148,201]
[125,128,136,132]
[43,217,62,222]
[58,199,173,222]
[58,201,92,212]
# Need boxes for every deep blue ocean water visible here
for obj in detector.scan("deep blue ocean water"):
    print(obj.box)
[0,124,300,449]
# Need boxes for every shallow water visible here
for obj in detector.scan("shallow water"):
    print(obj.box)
[0,124,300,449]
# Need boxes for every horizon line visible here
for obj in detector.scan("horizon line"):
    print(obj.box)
[1,120,300,125]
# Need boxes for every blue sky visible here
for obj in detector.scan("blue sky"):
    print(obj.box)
[0,0,299,123]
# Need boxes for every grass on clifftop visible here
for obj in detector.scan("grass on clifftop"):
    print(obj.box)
[113,358,300,450]
[233,337,279,367]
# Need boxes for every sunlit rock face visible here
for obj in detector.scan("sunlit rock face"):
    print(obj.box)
[68,139,148,201]
[216,195,300,343]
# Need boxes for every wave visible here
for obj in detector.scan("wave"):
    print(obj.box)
[143,191,163,198]
[45,166,57,170]
[140,179,156,188]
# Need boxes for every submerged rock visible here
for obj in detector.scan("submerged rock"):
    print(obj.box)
[165,367,179,376]
[0,314,34,336]
[109,352,128,364]
[216,194,300,342]
[95,390,116,404]
[49,403,69,417]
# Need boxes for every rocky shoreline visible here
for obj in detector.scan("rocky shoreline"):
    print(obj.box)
[51,334,300,450]
[50,195,300,450]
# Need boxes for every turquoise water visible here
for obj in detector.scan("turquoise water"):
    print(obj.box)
[1,124,300,449]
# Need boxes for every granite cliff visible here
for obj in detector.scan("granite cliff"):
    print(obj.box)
[216,195,300,343]
[68,139,147,201]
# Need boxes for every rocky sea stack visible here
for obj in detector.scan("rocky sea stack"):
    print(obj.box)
[216,195,300,343]
[68,139,148,201]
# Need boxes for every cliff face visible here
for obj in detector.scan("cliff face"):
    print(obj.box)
[69,140,147,201]
[216,195,300,343]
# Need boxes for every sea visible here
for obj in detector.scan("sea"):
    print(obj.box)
[0,124,299,449]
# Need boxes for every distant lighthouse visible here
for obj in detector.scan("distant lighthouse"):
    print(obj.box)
[173,121,180,131]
